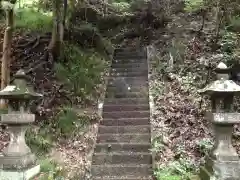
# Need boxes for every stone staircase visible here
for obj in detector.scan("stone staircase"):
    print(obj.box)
[91,48,152,180]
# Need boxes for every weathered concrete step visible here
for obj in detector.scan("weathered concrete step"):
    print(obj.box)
[103,111,150,119]
[108,76,148,81]
[108,77,148,87]
[107,87,149,94]
[105,92,148,98]
[91,164,152,177]
[111,62,147,69]
[92,152,152,165]
[114,49,142,54]
[114,55,146,60]
[93,175,152,180]
[114,47,145,53]
[111,66,148,73]
[94,143,151,153]
[107,84,149,91]
[110,71,148,77]
[98,125,150,134]
[111,67,148,74]
[100,118,150,126]
[97,133,151,143]
[112,59,147,64]
[113,51,146,57]
[103,105,149,112]
[104,98,149,105]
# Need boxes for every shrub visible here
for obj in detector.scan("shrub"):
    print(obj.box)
[15,8,52,32]
[55,43,106,103]
[26,126,53,155]
[53,107,90,138]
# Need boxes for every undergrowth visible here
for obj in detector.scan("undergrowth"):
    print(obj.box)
[15,8,52,32]
[55,43,106,104]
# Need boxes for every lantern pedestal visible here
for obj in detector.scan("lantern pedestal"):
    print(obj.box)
[0,70,42,180]
[199,113,240,180]
[0,165,40,180]
[200,159,240,180]
[0,113,40,180]
[197,62,240,180]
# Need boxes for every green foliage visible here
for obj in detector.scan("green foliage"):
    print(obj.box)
[55,44,106,103]
[15,8,52,32]
[196,138,213,155]
[169,39,186,65]
[112,2,131,12]
[228,15,240,31]
[154,169,183,180]
[184,0,205,12]
[151,136,165,153]
[154,158,196,180]
[37,159,65,180]
[26,126,53,155]
[53,107,90,138]
[151,79,165,98]
[0,108,8,115]
[40,159,58,173]
[220,30,239,54]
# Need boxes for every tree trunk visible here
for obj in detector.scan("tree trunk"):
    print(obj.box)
[48,0,63,60]
[0,9,14,109]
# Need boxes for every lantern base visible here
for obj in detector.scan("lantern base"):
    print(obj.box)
[199,159,240,180]
[0,153,36,170]
[0,164,40,180]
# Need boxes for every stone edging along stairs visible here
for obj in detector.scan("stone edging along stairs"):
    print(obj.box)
[90,47,152,180]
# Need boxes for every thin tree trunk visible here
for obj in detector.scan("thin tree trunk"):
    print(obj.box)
[48,0,63,60]
[0,9,14,108]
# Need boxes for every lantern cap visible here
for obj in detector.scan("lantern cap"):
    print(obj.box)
[0,70,42,100]
[199,62,240,95]
[217,62,227,69]
[215,62,231,74]
[199,79,240,95]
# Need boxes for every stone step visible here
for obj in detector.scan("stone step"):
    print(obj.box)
[107,80,148,89]
[105,92,148,98]
[103,111,150,119]
[92,152,152,165]
[111,66,147,73]
[113,51,146,58]
[94,143,151,153]
[93,175,152,180]
[104,98,149,105]
[111,67,148,74]
[98,125,150,134]
[108,79,148,87]
[103,105,149,112]
[106,87,148,96]
[111,62,147,69]
[109,71,148,77]
[108,76,148,83]
[112,59,147,64]
[108,76,148,82]
[100,118,150,126]
[114,55,146,60]
[97,133,151,143]
[91,164,152,177]
[114,48,145,54]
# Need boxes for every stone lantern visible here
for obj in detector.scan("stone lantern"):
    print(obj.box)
[198,62,240,180]
[0,70,42,180]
